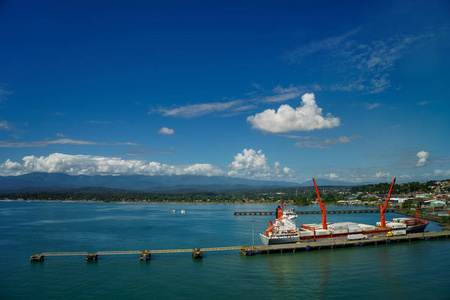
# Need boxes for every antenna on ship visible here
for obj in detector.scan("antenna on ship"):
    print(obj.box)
[380,177,396,228]
[313,178,327,230]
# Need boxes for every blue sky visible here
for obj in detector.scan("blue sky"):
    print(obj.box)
[0,0,449,183]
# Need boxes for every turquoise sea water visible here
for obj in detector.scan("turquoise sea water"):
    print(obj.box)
[1,201,449,299]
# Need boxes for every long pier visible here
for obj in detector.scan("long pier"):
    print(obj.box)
[30,246,242,262]
[234,208,397,215]
[30,231,449,262]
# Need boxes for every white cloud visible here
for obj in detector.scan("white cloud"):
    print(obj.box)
[247,93,340,133]
[365,103,381,110]
[324,136,355,145]
[182,164,223,176]
[153,84,318,119]
[294,136,355,149]
[158,127,175,135]
[433,169,450,177]
[286,29,434,93]
[322,173,340,180]
[228,149,270,174]
[330,83,365,92]
[416,150,429,167]
[0,150,295,180]
[0,153,224,177]
[260,92,301,103]
[0,120,11,130]
[228,149,294,179]
[285,28,361,63]
[157,100,244,118]
[0,139,138,148]
[375,171,391,179]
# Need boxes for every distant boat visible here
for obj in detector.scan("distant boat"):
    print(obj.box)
[172,209,177,213]
[181,210,186,214]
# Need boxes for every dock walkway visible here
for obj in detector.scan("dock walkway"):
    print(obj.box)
[234,208,397,215]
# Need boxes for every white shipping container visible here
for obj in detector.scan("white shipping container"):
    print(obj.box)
[348,227,363,233]
[329,223,349,230]
[358,224,376,230]
[332,229,348,234]
[386,222,407,229]
[315,229,331,236]
[299,230,314,237]
[303,223,322,229]
[347,234,367,240]
[392,229,406,236]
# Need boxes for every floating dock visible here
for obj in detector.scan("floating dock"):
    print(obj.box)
[234,208,397,215]
[30,231,449,262]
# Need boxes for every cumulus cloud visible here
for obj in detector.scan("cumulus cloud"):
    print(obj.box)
[229,149,271,174]
[323,173,340,180]
[0,153,224,177]
[158,127,175,135]
[416,150,429,167]
[228,149,294,179]
[375,171,391,179]
[0,150,295,180]
[247,93,340,133]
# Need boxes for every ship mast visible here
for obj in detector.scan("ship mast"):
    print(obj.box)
[380,177,396,228]
[313,178,327,230]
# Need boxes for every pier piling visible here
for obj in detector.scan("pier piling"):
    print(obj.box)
[30,254,44,262]
[140,250,151,261]
[86,253,98,261]
[192,248,203,259]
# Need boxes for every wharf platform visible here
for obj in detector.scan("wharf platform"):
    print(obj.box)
[234,208,397,215]
[30,231,449,262]
[239,231,450,255]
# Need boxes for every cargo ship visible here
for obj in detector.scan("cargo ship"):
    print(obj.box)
[377,208,429,234]
[260,177,428,245]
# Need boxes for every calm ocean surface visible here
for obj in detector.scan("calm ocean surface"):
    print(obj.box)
[1,201,449,299]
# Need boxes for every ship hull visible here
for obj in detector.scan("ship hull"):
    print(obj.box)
[406,223,428,234]
[260,233,301,245]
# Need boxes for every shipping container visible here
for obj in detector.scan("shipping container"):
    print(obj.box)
[347,234,367,240]
[392,229,407,236]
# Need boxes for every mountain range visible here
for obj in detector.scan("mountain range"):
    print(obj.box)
[0,173,359,193]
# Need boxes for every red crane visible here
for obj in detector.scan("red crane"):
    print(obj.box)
[313,178,327,230]
[380,177,397,228]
